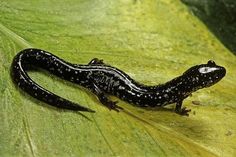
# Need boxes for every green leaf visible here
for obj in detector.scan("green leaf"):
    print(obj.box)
[1,0,236,156]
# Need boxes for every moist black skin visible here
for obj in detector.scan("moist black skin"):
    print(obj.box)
[11,48,226,116]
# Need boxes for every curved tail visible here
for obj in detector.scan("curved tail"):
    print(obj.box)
[10,48,95,112]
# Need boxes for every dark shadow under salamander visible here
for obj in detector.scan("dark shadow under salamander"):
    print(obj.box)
[11,48,226,116]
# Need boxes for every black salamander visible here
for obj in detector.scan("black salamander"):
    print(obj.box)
[11,48,226,115]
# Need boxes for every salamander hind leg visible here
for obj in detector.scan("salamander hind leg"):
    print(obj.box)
[91,83,123,112]
[88,58,104,65]
[175,100,191,116]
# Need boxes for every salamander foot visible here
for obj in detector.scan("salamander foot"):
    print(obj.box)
[175,107,191,116]
[103,100,123,112]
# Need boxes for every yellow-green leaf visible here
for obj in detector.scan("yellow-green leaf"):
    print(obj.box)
[1,0,236,157]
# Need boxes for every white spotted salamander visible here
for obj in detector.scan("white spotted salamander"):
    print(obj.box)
[11,48,226,115]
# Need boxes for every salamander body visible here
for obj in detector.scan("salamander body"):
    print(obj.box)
[11,49,226,115]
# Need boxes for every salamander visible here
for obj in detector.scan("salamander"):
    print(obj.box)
[11,48,226,115]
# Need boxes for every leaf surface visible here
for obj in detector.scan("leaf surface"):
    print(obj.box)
[0,0,236,156]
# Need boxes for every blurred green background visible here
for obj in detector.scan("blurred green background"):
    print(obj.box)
[182,0,236,55]
[0,0,236,156]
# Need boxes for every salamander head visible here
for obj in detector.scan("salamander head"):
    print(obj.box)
[183,60,226,90]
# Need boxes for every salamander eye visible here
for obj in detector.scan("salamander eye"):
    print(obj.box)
[207,60,216,66]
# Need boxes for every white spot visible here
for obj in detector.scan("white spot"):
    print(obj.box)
[164,94,169,98]
[118,86,125,90]
[58,69,63,74]
[198,67,219,74]
[165,88,171,92]
[130,92,136,96]
[177,82,183,86]
[36,55,40,60]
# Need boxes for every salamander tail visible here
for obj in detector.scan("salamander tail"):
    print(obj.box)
[11,49,95,113]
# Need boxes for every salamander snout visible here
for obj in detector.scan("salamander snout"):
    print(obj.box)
[197,60,226,87]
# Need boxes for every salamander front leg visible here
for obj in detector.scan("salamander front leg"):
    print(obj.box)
[88,58,104,65]
[175,100,191,116]
[73,58,104,67]
[92,83,123,112]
